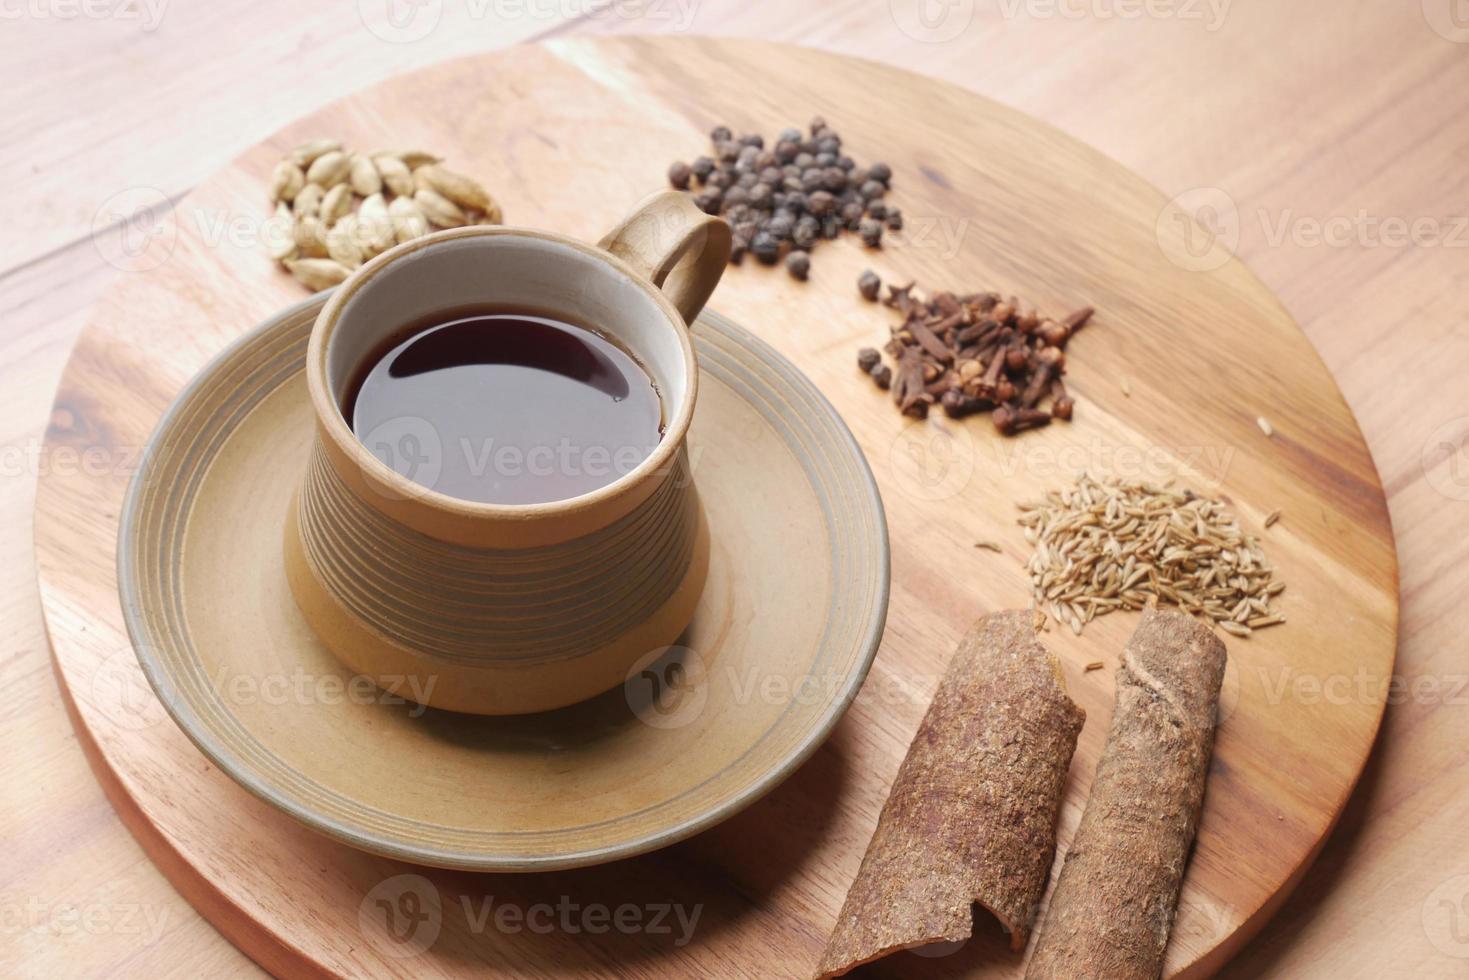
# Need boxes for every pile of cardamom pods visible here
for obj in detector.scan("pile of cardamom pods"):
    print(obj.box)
[267,138,503,290]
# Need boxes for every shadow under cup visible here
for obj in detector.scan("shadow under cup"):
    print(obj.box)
[283,228,710,716]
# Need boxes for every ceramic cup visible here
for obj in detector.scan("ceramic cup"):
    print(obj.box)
[284,191,731,715]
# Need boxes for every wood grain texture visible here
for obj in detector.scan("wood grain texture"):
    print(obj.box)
[31,35,1395,979]
[4,4,1468,980]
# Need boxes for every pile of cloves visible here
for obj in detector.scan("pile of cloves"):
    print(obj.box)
[666,118,899,279]
[856,271,1094,435]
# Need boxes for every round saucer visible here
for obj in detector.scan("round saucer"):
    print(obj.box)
[118,296,888,872]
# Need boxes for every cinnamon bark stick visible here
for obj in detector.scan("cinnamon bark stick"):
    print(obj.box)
[815,611,1085,978]
[1026,607,1227,980]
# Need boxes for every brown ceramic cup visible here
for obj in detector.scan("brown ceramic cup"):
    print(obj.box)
[284,191,731,715]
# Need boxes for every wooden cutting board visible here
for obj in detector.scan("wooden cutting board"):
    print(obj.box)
[34,36,1396,979]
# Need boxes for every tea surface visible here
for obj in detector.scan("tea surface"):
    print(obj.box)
[347,310,662,505]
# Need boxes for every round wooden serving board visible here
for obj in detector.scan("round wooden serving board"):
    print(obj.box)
[36,37,1396,979]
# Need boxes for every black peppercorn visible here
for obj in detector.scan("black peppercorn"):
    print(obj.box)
[871,363,892,390]
[667,119,901,276]
[886,208,903,230]
[858,269,882,301]
[751,231,781,265]
[807,190,836,216]
[694,189,723,215]
[793,216,820,248]
[857,347,882,372]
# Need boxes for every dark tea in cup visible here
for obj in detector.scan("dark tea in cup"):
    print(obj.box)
[345,306,663,505]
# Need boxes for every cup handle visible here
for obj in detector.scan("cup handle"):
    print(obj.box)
[599,190,732,326]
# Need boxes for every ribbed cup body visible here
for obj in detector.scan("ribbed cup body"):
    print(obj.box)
[297,443,700,665]
[286,441,708,715]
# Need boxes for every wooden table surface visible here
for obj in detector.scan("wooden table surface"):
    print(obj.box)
[3,3,1466,978]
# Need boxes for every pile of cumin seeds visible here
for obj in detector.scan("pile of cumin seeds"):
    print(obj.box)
[1017,474,1286,637]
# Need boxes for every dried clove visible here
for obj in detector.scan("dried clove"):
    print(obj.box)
[859,279,1094,434]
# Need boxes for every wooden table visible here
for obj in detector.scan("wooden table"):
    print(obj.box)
[3,3,1466,977]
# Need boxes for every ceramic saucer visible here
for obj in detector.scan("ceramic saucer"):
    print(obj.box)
[118,296,889,871]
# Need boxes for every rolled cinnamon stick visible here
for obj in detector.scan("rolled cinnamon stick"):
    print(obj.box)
[815,610,1085,978]
[1026,606,1227,980]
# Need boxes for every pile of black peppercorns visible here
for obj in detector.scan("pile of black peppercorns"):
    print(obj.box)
[666,117,900,280]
